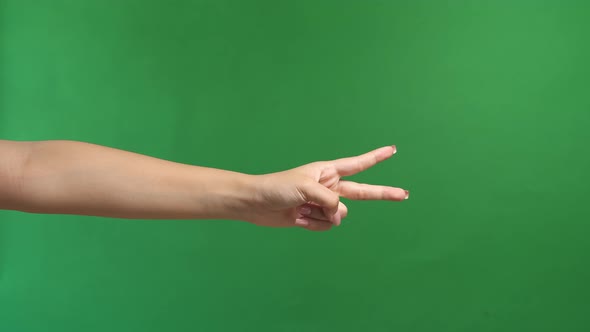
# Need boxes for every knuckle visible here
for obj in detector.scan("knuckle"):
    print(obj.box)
[357,187,368,200]
[355,158,364,173]
[330,194,340,207]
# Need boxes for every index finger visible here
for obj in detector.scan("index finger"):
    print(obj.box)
[331,145,396,177]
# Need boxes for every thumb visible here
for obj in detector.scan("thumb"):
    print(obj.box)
[300,181,340,217]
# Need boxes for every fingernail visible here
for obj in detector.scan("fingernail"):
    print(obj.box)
[295,219,309,226]
[391,145,397,154]
[404,190,410,200]
[299,206,312,215]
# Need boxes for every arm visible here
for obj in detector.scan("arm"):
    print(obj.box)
[0,140,409,231]
[0,140,253,220]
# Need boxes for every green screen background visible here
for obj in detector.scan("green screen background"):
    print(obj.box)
[1,1,590,331]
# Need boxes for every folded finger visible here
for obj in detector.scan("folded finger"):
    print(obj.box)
[295,217,334,231]
[297,201,348,226]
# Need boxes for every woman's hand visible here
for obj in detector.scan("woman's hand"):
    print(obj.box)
[244,146,409,231]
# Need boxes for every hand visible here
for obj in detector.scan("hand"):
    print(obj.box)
[245,145,409,231]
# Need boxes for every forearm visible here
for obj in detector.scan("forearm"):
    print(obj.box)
[12,140,256,220]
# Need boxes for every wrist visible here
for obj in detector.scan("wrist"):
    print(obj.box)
[200,170,259,221]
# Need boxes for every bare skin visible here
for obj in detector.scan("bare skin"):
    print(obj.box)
[0,140,408,231]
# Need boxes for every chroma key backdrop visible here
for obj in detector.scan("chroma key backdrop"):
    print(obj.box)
[1,1,589,331]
